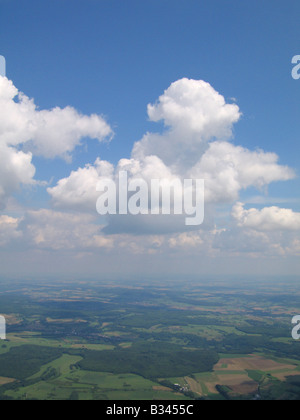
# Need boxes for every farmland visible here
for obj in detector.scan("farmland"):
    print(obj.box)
[0,277,299,400]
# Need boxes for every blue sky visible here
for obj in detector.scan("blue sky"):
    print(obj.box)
[0,0,299,280]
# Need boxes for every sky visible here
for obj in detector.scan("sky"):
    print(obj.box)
[0,0,299,281]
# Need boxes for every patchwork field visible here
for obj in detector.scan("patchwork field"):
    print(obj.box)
[0,278,299,400]
[181,354,300,399]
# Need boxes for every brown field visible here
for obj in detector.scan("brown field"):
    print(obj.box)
[215,356,297,372]
[0,377,15,386]
[229,381,258,395]
[153,385,173,392]
[187,355,300,398]
[46,317,88,324]
[271,371,300,381]
[217,374,258,394]
[185,376,203,396]
[187,372,257,396]
[205,382,219,394]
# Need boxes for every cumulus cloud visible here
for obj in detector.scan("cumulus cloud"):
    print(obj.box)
[24,209,114,250]
[0,76,112,208]
[1,74,298,271]
[208,203,300,258]
[189,142,294,203]
[0,76,112,158]
[232,202,300,231]
[0,215,22,246]
[49,158,115,212]
[25,107,112,160]
[0,143,36,209]
[147,78,240,139]
[48,78,295,239]
[133,78,241,169]
[168,232,204,248]
[213,226,283,257]
[49,154,180,213]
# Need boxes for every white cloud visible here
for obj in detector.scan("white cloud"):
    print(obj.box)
[0,143,36,209]
[189,141,295,203]
[232,202,300,231]
[24,209,114,250]
[0,215,22,246]
[0,76,113,159]
[168,232,204,248]
[0,76,112,208]
[48,78,295,238]
[133,78,241,170]
[1,75,299,275]
[25,107,112,160]
[147,78,241,138]
[118,234,166,255]
[210,203,300,258]
[48,154,182,214]
[49,158,115,212]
